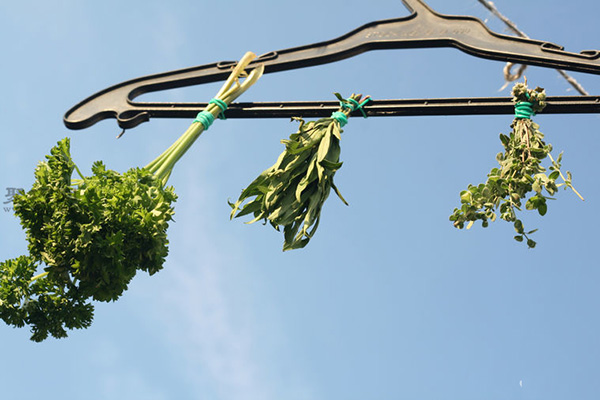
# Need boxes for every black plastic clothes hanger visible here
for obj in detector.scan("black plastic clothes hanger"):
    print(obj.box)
[64,0,600,131]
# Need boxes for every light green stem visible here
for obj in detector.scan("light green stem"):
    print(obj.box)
[547,152,585,201]
[146,52,264,186]
[30,271,49,283]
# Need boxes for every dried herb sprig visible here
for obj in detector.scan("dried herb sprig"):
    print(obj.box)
[230,93,371,251]
[449,82,583,248]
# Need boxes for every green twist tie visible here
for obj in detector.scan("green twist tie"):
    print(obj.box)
[194,111,215,130]
[356,97,372,118]
[340,96,372,118]
[209,98,228,120]
[341,98,360,111]
[332,96,373,126]
[515,101,534,119]
[331,111,348,127]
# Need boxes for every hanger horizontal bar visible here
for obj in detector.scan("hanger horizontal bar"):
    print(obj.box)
[99,96,600,129]
[223,96,600,117]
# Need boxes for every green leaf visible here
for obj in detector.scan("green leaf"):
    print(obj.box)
[319,159,344,171]
[460,191,471,203]
[514,219,524,234]
[333,92,345,102]
[235,200,263,219]
[316,129,332,163]
[548,171,560,181]
[532,180,542,193]
[525,198,535,211]
[537,202,547,216]
[331,182,348,206]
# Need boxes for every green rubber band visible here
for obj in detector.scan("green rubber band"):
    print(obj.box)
[341,98,360,111]
[209,98,228,120]
[339,96,372,118]
[331,111,348,127]
[332,96,373,126]
[194,110,215,129]
[515,101,534,119]
[356,97,372,118]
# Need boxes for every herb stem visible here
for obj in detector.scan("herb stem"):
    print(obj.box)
[30,271,49,283]
[547,152,585,201]
[145,52,264,187]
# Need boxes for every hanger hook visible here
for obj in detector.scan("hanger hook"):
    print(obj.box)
[400,0,432,16]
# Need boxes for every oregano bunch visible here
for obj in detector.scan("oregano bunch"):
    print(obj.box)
[449,82,583,248]
[229,93,371,251]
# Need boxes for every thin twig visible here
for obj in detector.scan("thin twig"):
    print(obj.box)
[477,0,589,95]
[546,152,585,201]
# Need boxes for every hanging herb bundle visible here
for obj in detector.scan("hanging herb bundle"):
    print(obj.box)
[229,93,371,251]
[449,82,583,248]
[0,52,264,341]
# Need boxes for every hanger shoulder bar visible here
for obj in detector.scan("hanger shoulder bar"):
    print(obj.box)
[262,0,600,76]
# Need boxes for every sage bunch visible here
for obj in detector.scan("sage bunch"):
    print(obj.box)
[450,82,583,248]
[230,93,371,251]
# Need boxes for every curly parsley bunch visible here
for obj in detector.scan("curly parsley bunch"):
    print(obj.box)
[1,139,175,341]
[1,52,264,341]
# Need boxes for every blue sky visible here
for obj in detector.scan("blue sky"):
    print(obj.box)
[1,1,599,399]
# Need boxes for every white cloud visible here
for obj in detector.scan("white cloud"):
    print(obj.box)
[90,339,170,400]
[101,369,170,400]
[158,261,270,400]
[130,138,319,400]
[144,164,275,400]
